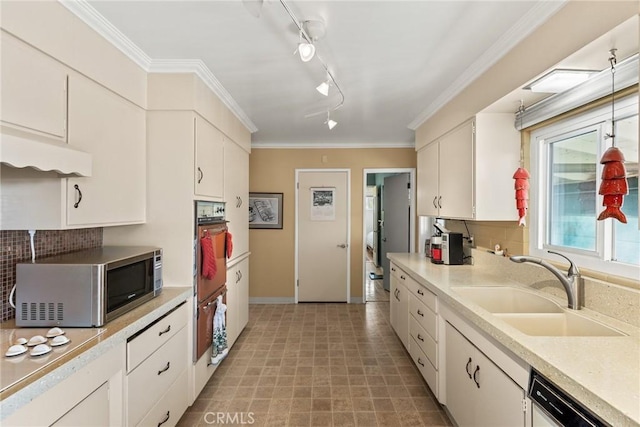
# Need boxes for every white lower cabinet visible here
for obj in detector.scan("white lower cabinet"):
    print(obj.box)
[126,303,189,427]
[389,266,409,348]
[3,343,125,427]
[226,257,249,347]
[444,321,527,427]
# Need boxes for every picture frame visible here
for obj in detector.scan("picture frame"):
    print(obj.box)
[248,192,283,229]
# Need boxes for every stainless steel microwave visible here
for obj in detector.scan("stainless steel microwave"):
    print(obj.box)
[16,246,163,327]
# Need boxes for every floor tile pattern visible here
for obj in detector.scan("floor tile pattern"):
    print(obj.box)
[178,302,452,426]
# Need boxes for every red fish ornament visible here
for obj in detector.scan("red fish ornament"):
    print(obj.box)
[513,167,530,226]
[597,146,628,223]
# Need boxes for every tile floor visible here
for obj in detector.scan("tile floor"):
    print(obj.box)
[177,302,452,426]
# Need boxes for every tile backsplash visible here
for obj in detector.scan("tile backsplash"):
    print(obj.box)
[0,229,103,322]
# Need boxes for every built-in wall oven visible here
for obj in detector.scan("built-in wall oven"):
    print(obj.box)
[193,200,228,362]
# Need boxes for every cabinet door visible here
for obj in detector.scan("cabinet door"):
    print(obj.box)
[417,142,439,216]
[390,277,398,335]
[1,32,67,138]
[397,282,409,349]
[194,117,224,199]
[66,74,146,226]
[445,322,476,427]
[226,264,239,347]
[224,139,249,258]
[438,120,474,219]
[236,259,249,335]
[52,382,110,426]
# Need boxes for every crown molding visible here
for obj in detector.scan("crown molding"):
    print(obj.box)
[251,140,415,149]
[408,0,567,130]
[148,59,258,132]
[58,0,257,133]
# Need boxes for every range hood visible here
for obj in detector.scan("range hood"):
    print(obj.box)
[0,131,92,177]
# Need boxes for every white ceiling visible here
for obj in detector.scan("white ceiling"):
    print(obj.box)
[78,1,636,148]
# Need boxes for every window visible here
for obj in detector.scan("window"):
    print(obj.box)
[531,94,639,280]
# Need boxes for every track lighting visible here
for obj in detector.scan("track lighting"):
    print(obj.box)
[325,112,337,130]
[316,79,330,96]
[295,31,315,62]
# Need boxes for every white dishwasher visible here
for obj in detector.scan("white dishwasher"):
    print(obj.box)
[528,369,606,427]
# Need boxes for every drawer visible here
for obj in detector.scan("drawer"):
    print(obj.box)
[405,279,437,313]
[409,336,438,398]
[127,325,188,426]
[409,295,437,340]
[409,315,437,368]
[136,368,188,427]
[390,263,402,281]
[127,302,188,372]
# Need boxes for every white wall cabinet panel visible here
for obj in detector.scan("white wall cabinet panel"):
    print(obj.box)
[194,116,224,199]
[224,139,249,259]
[416,114,519,220]
[226,258,249,347]
[66,74,146,226]
[0,32,67,139]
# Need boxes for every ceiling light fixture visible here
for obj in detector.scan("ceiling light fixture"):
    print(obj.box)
[316,79,330,96]
[279,0,345,128]
[325,112,337,130]
[295,31,315,62]
[524,69,599,93]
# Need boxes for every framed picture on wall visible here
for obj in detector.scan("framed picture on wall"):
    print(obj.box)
[249,192,283,229]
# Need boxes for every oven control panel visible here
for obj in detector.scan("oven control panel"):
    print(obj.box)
[196,200,226,224]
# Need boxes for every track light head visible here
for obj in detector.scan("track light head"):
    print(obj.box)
[297,42,315,62]
[316,80,330,96]
[325,112,337,130]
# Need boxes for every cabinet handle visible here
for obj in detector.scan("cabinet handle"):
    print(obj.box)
[417,309,424,317]
[417,358,425,367]
[433,196,438,209]
[239,271,243,281]
[473,366,480,388]
[438,196,442,208]
[73,184,82,208]
[466,357,473,379]
[417,334,424,342]
[391,267,396,272]
[157,411,170,427]
[197,167,204,183]
[417,289,424,296]
[158,325,171,336]
[158,361,171,375]
[400,275,405,280]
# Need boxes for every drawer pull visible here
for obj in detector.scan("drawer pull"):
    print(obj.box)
[473,366,480,388]
[466,358,473,379]
[158,361,171,375]
[158,411,170,427]
[158,325,171,336]
[391,267,396,272]
[417,358,425,367]
[417,334,424,342]
[417,309,424,317]
[400,275,405,280]
[417,289,424,296]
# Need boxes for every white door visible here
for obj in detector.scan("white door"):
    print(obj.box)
[297,170,350,302]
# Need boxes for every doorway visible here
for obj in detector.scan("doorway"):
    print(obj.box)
[295,169,351,303]
[362,168,415,303]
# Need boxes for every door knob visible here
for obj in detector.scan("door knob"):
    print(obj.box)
[337,244,347,248]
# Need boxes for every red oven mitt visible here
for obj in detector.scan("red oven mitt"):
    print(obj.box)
[201,230,217,280]
[226,231,233,259]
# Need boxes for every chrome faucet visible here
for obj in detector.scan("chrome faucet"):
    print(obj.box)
[509,251,582,310]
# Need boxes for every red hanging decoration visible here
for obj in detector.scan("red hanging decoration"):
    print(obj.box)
[513,102,529,227]
[597,48,628,224]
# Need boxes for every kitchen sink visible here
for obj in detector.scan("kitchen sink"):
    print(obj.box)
[452,286,563,313]
[494,312,625,337]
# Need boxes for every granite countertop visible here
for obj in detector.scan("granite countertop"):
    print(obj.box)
[388,253,640,427]
[0,287,192,420]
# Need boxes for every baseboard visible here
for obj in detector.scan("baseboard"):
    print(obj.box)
[249,297,295,304]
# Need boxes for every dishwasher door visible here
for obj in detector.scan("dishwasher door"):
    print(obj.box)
[528,369,605,427]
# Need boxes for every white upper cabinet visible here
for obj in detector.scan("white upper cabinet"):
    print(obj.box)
[416,114,519,221]
[0,32,67,139]
[194,116,224,199]
[66,74,146,226]
[224,139,249,259]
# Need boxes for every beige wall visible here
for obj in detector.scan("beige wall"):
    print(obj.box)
[249,148,416,300]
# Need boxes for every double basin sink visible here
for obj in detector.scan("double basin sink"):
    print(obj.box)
[452,286,625,337]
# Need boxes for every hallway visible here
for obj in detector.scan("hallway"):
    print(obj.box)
[177,302,451,426]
